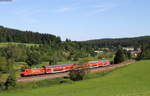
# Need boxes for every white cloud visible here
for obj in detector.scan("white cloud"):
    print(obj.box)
[56,7,73,12]
[86,4,117,16]
[92,4,116,12]
[53,2,117,14]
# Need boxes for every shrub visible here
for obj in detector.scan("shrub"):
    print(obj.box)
[69,68,87,81]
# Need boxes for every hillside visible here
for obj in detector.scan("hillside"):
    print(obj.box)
[0,42,39,48]
[83,36,150,48]
[0,26,61,44]
[1,26,150,48]
[1,60,150,96]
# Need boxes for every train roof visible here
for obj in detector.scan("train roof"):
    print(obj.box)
[46,64,73,68]
[88,60,110,63]
[101,60,110,62]
[88,61,99,63]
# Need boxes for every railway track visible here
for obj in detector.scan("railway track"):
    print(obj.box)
[17,60,136,82]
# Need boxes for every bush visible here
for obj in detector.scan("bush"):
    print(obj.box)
[69,69,87,81]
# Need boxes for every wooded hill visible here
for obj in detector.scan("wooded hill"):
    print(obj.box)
[0,26,150,49]
[0,26,93,64]
[83,36,150,48]
[0,26,61,44]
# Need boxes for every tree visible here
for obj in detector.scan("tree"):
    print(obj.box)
[137,44,150,60]
[25,51,41,67]
[114,49,126,64]
[4,70,16,90]
[0,45,17,90]
[69,69,86,81]
[2,45,16,72]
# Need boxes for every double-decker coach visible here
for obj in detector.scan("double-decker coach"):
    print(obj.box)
[45,64,74,73]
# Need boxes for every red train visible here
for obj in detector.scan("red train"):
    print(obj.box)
[20,60,111,77]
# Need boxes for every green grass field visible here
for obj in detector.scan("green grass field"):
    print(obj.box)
[0,60,150,96]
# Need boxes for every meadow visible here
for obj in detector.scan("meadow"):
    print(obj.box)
[0,42,39,48]
[0,60,150,96]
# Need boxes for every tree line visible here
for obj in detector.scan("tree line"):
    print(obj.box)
[0,26,61,44]
[83,36,150,49]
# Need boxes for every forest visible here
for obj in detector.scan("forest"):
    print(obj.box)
[1,26,150,49]
[83,36,150,49]
[0,26,61,44]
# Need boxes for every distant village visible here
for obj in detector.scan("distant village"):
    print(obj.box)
[94,47,141,57]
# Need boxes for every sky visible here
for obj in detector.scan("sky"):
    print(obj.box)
[0,0,150,41]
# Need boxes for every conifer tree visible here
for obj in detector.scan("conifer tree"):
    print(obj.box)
[25,51,41,67]
[114,49,126,64]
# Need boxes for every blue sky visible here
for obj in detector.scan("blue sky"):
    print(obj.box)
[0,0,150,41]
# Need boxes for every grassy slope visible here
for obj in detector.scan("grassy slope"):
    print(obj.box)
[0,42,39,47]
[1,60,150,96]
